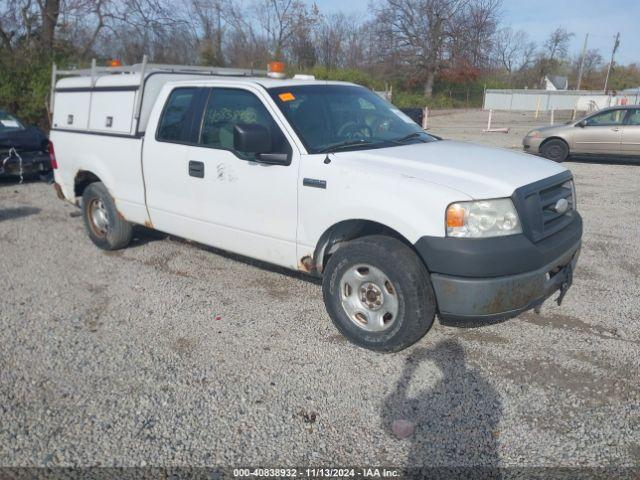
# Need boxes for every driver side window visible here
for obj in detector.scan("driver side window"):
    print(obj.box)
[626,109,640,125]
[586,109,625,126]
[199,88,289,160]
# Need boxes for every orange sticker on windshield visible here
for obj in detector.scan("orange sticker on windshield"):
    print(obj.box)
[279,92,295,102]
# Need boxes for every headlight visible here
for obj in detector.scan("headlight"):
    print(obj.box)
[446,198,522,238]
[528,130,541,138]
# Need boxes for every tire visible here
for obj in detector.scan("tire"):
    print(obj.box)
[81,182,133,250]
[540,139,569,162]
[322,235,436,352]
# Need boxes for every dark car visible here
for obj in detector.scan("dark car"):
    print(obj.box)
[0,110,52,178]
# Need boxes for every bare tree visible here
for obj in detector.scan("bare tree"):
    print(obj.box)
[493,27,536,73]
[256,0,304,59]
[544,26,574,62]
[39,0,61,51]
[288,2,318,68]
[315,12,351,69]
[449,0,501,69]
[191,0,226,65]
[376,0,499,97]
[571,48,603,89]
[529,26,575,82]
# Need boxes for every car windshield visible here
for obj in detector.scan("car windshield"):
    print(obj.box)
[0,111,24,133]
[268,85,436,153]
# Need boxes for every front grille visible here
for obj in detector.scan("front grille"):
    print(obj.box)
[512,171,576,243]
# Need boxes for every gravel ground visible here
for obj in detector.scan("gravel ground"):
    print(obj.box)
[0,109,639,471]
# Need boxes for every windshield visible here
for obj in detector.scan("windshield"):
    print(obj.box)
[268,85,436,153]
[0,111,24,133]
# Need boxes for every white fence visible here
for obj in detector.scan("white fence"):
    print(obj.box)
[483,89,640,112]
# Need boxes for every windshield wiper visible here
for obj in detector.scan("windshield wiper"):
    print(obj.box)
[392,132,428,144]
[317,139,375,153]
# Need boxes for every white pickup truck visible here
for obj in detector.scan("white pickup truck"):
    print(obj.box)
[50,60,582,351]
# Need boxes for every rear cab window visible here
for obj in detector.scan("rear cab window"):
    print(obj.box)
[156,88,207,143]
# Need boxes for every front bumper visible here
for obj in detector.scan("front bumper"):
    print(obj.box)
[432,242,580,322]
[522,136,544,154]
[415,212,582,323]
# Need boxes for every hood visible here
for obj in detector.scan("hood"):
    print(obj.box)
[334,140,567,199]
[527,122,577,136]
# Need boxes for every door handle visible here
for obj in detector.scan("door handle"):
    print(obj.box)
[188,160,204,178]
[611,128,619,132]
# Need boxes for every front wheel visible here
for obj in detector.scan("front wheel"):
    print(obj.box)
[82,182,133,250]
[540,139,569,162]
[322,235,436,352]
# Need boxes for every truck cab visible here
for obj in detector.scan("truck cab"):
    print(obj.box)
[50,60,582,351]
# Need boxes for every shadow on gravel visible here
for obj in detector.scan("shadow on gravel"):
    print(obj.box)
[0,206,41,222]
[0,174,52,187]
[129,225,170,247]
[382,340,502,478]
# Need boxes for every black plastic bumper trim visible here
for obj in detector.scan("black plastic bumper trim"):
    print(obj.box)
[414,212,582,278]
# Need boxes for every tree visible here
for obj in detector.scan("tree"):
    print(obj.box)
[256,0,305,60]
[530,26,575,83]
[40,0,61,51]
[449,0,501,69]
[493,27,536,74]
[571,48,603,89]
[544,27,574,62]
[289,2,319,68]
[192,0,227,66]
[375,0,501,97]
[314,12,350,69]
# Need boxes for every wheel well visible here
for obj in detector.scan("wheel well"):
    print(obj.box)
[74,171,102,197]
[540,136,569,151]
[312,220,416,274]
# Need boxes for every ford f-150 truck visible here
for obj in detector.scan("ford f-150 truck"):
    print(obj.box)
[50,59,582,351]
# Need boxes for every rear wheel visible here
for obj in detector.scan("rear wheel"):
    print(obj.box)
[82,182,132,250]
[540,139,569,162]
[322,235,436,352]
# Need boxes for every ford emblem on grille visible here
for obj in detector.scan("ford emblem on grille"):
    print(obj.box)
[552,198,569,214]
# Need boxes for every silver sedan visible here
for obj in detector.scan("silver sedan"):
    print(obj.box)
[523,105,640,162]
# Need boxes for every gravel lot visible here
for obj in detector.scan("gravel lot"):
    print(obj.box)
[1,109,639,471]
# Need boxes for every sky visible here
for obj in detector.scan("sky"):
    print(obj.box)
[310,0,640,65]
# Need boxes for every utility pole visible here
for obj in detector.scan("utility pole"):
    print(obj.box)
[603,32,620,93]
[576,33,589,90]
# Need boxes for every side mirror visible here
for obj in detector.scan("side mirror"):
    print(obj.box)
[233,123,290,165]
[255,152,290,165]
[234,123,271,154]
[577,120,587,128]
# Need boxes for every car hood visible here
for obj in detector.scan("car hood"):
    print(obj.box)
[528,123,574,136]
[334,140,567,199]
